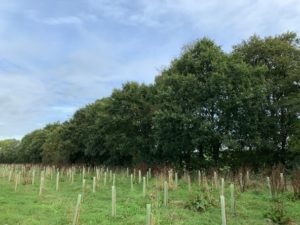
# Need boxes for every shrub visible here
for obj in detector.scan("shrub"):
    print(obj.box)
[264,200,292,225]
[184,194,212,212]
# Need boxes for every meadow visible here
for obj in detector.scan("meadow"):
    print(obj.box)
[0,165,300,225]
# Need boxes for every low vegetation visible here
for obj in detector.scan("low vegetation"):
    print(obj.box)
[0,164,300,224]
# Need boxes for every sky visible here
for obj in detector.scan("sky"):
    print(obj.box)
[0,0,300,140]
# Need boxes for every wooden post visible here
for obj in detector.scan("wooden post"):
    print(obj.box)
[175,172,178,189]
[8,170,12,182]
[164,181,168,207]
[71,170,74,184]
[188,175,191,192]
[82,179,86,193]
[246,170,250,186]
[113,174,116,186]
[56,172,60,191]
[32,170,35,185]
[112,186,116,217]
[220,195,227,225]
[139,170,142,184]
[280,173,285,191]
[104,172,107,186]
[14,172,20,191]
[198,170,201,187]
[230,183,236,216]
[146,204,151,225]
[130,174,134,191]
[220,178,225,196]
[82,167,85,181]
[214,171,218,189]
[266,176,272,198]
[39,171,45,196]
[93,176,96,193]
[143,177,146,197]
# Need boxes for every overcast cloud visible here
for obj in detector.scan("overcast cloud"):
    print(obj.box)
[0,0,299,139]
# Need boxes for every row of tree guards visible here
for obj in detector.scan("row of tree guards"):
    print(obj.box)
[0,164,289,225]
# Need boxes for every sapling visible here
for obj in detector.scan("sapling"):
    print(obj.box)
[198,170,201,187]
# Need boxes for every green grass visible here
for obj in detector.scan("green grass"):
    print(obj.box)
[0,169,300,225]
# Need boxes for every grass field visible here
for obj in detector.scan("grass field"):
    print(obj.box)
[0,166,300,225]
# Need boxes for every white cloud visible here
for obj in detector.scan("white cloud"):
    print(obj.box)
[0,0,300,139]
[42,16,83,25]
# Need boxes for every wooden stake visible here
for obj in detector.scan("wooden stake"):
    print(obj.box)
[164,181,168,207]
[93,176,96,193]
[146,204,151,225]
[143,177,146,197]
[56,172,60,191]
[220,195,227,225]
[112,186,116,217]
[72,194,82,225]
[230,183,236,216]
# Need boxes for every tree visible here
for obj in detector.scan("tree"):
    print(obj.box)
[103,82,155,166]
[233,32,300,165]
[0,139,20,163]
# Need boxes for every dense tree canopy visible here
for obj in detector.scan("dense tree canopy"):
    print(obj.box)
[1,33,299,169]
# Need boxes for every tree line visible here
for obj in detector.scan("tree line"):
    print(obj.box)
[1,32,299,169]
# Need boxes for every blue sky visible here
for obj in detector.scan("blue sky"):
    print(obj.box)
[0,0,299,140]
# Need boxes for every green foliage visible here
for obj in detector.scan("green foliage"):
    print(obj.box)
[264,200,292,225]
[184,194,212,212]
[1,32,299,168]
[0,139,20,163]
